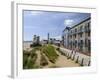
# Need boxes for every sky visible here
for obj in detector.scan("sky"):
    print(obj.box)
[23,10,90,41]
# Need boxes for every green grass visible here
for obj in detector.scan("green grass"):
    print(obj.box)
[42,44,58,63]
[23,49,37,69]
[23,44,59,69]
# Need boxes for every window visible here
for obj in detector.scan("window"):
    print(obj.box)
[80,26,83,31]
[80,40,83,51]
[88,40,91,52]
[71,30,72,33]
[75,34,76,38]
[75,40,77,48]
[75,28,77,32]
[88,22,90,27]
[88,32,90,36]
[85,22,90,31]
[80,33,83,37]
[85,39,87,47]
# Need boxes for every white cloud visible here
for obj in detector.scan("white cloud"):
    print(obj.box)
[64,19,74,27]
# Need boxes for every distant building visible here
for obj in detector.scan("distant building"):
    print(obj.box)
[53,40,61,46]
[49,38,55,44]
[62,17,91,55]
[49,38,61,46]
[41,40,48,44]
[41,38,61,46]
[33,35,40,44]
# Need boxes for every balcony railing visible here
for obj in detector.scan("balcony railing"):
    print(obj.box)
[84,27,90,32]
[68,27,90,36]
[77,29,84,33]
[68,31,77,35]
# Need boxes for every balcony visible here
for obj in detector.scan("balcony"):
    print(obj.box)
[77,29,84,33]
[72,31,76,35]
[68,32,72,35]
[84,27,90,32]
[84,23,91,32]
[68,31,78,35]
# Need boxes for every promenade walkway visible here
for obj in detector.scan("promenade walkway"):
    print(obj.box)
[59,47,90,66]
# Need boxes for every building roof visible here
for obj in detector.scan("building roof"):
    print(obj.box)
[63,17,91,32]
[70,17,91,29]
[63,26,70,32]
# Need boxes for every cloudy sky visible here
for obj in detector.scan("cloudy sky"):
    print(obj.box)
[23,10,90,41]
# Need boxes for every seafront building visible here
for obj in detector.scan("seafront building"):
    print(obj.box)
[33,35,40,44]
[62,17,91,56]
[41,38,61,46]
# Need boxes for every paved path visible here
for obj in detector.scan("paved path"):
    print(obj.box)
[55,50,80,67]
[59,47,91,66]
[43,46,80,68]
[42,53,54,68]
[35,50,41,66]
